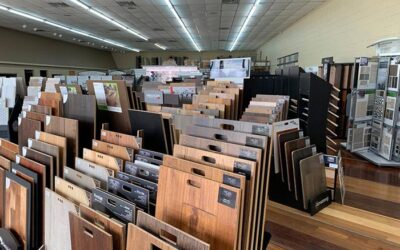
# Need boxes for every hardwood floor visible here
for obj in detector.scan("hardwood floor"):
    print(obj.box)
[266,148,400,249]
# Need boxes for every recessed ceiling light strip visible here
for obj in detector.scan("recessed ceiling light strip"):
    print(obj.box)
[229,0,260,51]
[164,0,201,52]
[154,43,166,50]
[69,0,148,41]
[0,4,140,52]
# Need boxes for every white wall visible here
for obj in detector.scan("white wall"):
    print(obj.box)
[257,0,400,70]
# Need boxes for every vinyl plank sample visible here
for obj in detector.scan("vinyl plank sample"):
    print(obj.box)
[100,129,141,150]
[128,110,169,154]
[136,210,210,250]
[29,104,52,115]
[45,188,79,250]
[292,145,316,201]
[0,139,19,154]
[69,212,113,250]
[54,176,90,206]
[156,166,241,250]
[0,155,11,170]
[83,148,122,172]
[277,129,300,183]
[284,137,310,191]
[28,138,60,178]
[18,118,42,150]
[92,139,133,161]
[79,204,126,250]
[35,131,67,173]
[126,223,178,250]
[4,172,31,250]
[124,161,159,184]
[116,172,158,206]
[23,111,47,126]
[63,166,100,192]
[63,94,96,156]
[38,92,62,116]
[44,116,78,167]
[299,153,327,209]
[75,157,114,189]
[22,147,54,189]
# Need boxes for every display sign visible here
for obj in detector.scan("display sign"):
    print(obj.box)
[210,57,251,79]
[143,66,199,83]
[93,82,122,113]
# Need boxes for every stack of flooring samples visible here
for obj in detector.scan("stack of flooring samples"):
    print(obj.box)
[154,117,272,250]
[240,94,290,124]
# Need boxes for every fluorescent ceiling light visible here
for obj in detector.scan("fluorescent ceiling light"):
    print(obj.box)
[164,0,201,52]
[69,0,148,41]
[154,43,167,50]
[0,5,140,52]
[229,0,260,51]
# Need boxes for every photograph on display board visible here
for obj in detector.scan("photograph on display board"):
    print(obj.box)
[93,82,122,113]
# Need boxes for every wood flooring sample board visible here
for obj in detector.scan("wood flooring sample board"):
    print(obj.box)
[156,166,241,250]
[35,131,67,173]
[80,204,126,250]
[92,139,133,162]
[28,138,61,177]
[44,116,78,167]
[100,129,141,150]
[136,210,210,250]
[18,117,42,150]
[83,148,122,172]
[45,188,79,250]
[4,172,31,250]
[127,223,178,250]
[69,213,113,250]
[54,176,90,206]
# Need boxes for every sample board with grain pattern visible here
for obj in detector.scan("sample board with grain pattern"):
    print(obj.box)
[45,188,79,250]
[126,223,178,250]
[69,212,113,250]
[18,118,42,150]
[22,147,54,189]
[156,166,241,250]
[44,116,78,167]
[28,138,61,177]
[100,129,141,150]
[4,172,31,250]
[35,131,67,172]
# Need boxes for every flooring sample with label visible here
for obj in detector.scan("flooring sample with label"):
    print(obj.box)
[136,210,210,250]
[100,129,141,150]
[75,157,114,189]
[299,153,327,209]
[79,204,126,250]
[45,189,79,250]
[156,166,241,250]
[18,118,42,150]
[44,116,78,167]
[116,172,158,206]
[54,176,90,206]
[22,111,47,127]
[38,92,62,116]
[22,147,54,189]
[35,131,67,173]
[29,105,52,115]
[63,94,96,156]
[128,110,169,154]
[28,138,60,178]
[284,137,310,191]
[91,188,137,224]
[4,172,31,250]
[63,166,100,192]
[126,223,178,250]
[69,213,113,250]
[292,145,316,201]
[125,161,159,184]
[83,148,122,172]
[92,139,133,161]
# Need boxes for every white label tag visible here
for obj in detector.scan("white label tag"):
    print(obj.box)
[5,178,10,189]
[46,116,51,126]
[22,147,27,156]
[35,131,41,139]
[16,155,20,164]
[38,92,42,98]
[28,139,33,148]
[18,117,21,126]
[22,111,27,118]
[28,105,32,111]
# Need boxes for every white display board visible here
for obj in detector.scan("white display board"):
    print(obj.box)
[210,57,251,84]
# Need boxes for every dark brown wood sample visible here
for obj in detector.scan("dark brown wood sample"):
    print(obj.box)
[299,153,327,209]
[18,118,42,150]
[277,129,300,183]
[136,210,210,250]
[22,147,54,189]
[44,116,78,167]
[128,110,169,154]
[29,104,52,115]
[87,80,131,135]
[4,172,31,250]
[63,94,96,156]
[292,145,316,201]
[80,204,126,250]
[156,166,241,250]
[28,138,60,178]
[23,111,47,127]
[69,212,113,250]
[284,137,310,191]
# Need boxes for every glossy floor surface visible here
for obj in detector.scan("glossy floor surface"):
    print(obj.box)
[266,148,400,250]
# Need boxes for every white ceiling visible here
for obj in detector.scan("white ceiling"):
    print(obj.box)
[0,0,327,52]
